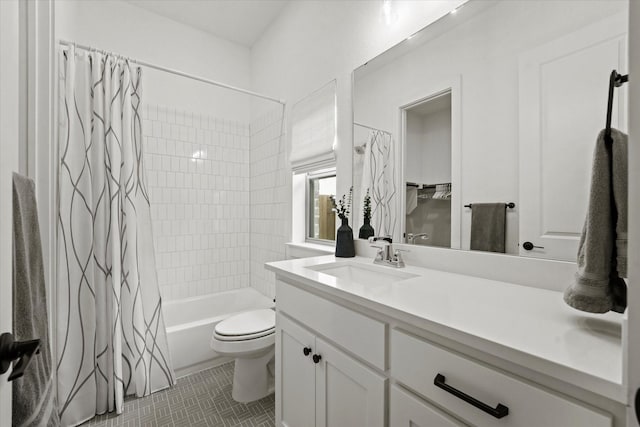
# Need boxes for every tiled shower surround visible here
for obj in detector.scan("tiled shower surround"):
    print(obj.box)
[142,104,285,301]
[142,105,252,301]
[250,108,287,299]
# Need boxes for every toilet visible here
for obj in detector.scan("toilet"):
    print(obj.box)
[210,308,276,403]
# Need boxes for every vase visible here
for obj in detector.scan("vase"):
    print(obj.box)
[335,218,356,258]
[358,218,374,240]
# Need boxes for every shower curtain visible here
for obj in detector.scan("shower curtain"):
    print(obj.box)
[56,47,175,426]
[361,130,397,238]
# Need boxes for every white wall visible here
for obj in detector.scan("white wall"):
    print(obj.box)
[406,108,452,185]
[55,0,252,121]
[250,0,466,273]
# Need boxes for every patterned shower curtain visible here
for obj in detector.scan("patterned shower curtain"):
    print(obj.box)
[361,130,397,238]
[56,47,175,426]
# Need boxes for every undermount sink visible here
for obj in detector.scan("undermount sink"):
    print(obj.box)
[307,261,419,286]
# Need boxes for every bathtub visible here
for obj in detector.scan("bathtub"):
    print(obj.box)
[163,287,274,377]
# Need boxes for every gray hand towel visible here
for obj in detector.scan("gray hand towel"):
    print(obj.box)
[469,203,506,253]
[12,173,60,427]
[563,129,628,314]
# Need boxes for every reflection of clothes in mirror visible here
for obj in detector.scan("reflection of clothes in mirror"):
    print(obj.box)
[406,186,418,214]
[469,203,506,253]
[405,186,451,248]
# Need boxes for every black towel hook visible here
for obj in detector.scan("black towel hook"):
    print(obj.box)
[605,70,629,142]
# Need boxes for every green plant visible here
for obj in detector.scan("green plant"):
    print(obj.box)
[363,189,371,222]
[332,186,353,220]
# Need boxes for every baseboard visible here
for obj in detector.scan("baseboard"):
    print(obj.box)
[174,356,234,379]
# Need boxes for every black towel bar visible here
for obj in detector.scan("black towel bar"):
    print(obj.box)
[605,70,628,142]
[465,202,515,209]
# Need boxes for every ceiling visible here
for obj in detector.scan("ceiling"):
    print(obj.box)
[125,0,289,47]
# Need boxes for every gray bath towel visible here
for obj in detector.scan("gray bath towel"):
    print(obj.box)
[12,173,60,427]
[564,129,628,314]
[469,203,506,253]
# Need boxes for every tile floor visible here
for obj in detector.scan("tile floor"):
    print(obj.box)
[82,362,275,427]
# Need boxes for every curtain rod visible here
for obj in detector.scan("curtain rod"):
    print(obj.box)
[58,39,286,106]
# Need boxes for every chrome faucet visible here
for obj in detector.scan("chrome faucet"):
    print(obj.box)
[368,236,406,268]
[407,233,429,244]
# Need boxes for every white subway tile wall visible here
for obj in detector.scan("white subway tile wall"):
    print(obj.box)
[142,104,251,301]
[250,108,286,299]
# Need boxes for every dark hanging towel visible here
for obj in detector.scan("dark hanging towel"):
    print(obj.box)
[12,173,60,426]
[564,128,628,313]
[469,203,506,253]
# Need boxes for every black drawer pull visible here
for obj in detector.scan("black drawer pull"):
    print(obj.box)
[434,373,509,419]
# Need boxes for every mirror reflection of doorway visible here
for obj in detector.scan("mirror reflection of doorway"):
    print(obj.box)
[404,91,452,247]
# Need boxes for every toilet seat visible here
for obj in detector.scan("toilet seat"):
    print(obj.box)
[214,309,275,342]
[214,328,274,342]
[211,309,276,355]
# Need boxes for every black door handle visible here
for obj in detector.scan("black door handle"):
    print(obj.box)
[635,388,640,423]
[0,333,41,382]
[303,347,312,356]
[522,241,544,251]
[312,354,322,364]
[434,373,509,419]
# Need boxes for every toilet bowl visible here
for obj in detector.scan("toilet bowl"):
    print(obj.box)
[210,308,275,403]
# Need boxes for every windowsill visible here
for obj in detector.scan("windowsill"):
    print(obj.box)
[285,241,335,259]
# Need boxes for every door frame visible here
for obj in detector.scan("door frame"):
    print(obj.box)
[0,0,20,422]
[397,76,462,248]
[626,2,639,426]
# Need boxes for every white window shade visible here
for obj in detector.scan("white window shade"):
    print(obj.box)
[290,80,337,174]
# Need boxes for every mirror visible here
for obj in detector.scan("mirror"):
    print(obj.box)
[352,0,628,261]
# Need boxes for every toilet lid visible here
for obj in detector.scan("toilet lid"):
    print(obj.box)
[215,309,275,337]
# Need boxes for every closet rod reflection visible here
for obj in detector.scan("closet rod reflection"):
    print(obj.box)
[353,122,392,135]
[465,203,516,209]
[58,39,286,105]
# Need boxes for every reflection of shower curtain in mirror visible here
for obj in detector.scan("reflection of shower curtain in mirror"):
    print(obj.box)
[361,130,396,237]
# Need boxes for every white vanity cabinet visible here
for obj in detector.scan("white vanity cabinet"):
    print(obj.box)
[276,312,386,427]
[391,329,613,427]
[269,259,622,427]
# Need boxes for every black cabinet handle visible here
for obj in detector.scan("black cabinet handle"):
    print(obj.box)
[303,347,312,356]
[0,333,41,382]
[522,241,544,251]
[434,373,509,419]
[312,354,322,364]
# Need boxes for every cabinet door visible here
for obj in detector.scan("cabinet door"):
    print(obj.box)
[276,313,316,427]
[314,338,386,427]
[391,385,466,427]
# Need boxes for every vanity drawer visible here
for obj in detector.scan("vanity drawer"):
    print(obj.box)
[391,385,467,427]
[276,280,386,370]
[390,329,612,427]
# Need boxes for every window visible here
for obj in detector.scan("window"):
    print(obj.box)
[290,80,337,244]
[306,170,336,242]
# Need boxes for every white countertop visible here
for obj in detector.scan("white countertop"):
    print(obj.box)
[265,255,625,403]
